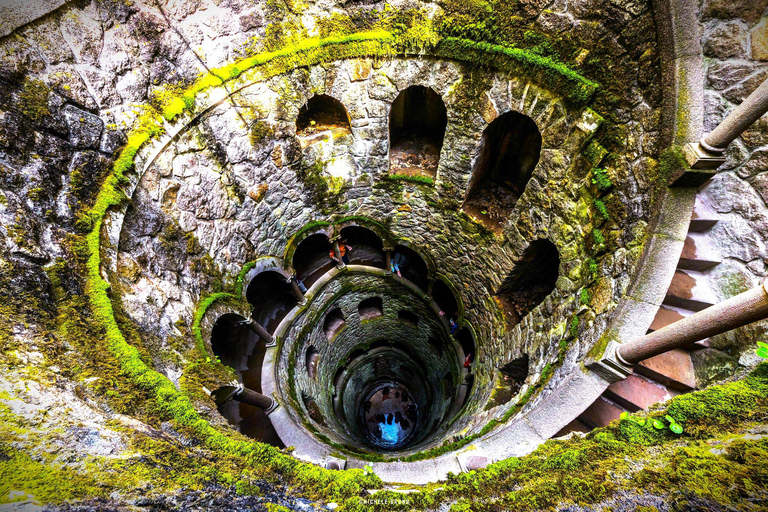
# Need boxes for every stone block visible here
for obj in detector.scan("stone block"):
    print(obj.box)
[648,305,688,332]
[664,269,717,311]
[752,18,768,61]
[703,22,748,59]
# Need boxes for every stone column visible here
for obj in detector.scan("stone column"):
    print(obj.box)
[240,319,274,345]
[614,278,768,368]
[235,387,275,410]
[427,277,435,296]
[384,247,393,273]
[685,77,768,169]
[210,384,275,411]
[287,274,305,303]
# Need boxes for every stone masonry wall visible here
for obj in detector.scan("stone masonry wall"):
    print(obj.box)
[698,0,768,365]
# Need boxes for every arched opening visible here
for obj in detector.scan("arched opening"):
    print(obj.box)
[391,244,429,291]
[487,354,530,409]
[306,346,319,379]
[246,270,298,334]
[302,393,327,426]
[210,313,258,372]
[210,315,281,447]
[324,308,346,340]
[389,85,447,179]
[432,279,459,320]
[296,94,352,146]
[463,111,542,230]
[495,239,559,328]
[339,226,385,268]
[455,327,476,367]
[358,297,384,320]
[293,233,335,289]
[398,310,419,326]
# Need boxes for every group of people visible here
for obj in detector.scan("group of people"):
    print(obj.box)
[364,385,418,444]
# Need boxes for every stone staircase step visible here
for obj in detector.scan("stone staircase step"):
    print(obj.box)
[689,195,719,232]
[635,348,697,391]
[604,373,681,412]
[664,269,717,312]
[553,418,591,437]
[678,233,721,271]
[648,305,689,332]
[647,305,710,347]
[578,396,625,429]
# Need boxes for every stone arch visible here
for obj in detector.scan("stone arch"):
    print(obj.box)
[496,239,560,327]
[358,297,384,320]
[389,85,448,179]
[292,232,335,289]
[455,326,476,366]
[391,242,432,291]
[246,270,298,333]
[339,225,385,268]
[398,310,419,326]
[324,307,347,341]
[432,277,461,321]
[463,111,542,230]
[210,313,257,372]
[305,345,319,379]
[296,94,352,136]
[487,354,530,409]
[240,257,289,300]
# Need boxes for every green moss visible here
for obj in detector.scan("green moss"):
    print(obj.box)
[265,505,292,512]
[250,120,275,146]
[591,168,613,193]
[592,228,605,248]
[594,199,609,221]
[657,145,687,186]
[569,316,580,337]
[579,289,590,305]
[17,79,51,122]
[26,187,44,202]
[386,174,436,186]
[0,445,107,504]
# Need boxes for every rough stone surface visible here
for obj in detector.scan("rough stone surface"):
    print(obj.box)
[0,0,763,502]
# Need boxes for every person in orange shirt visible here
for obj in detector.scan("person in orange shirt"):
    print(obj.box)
[329,239,352,265]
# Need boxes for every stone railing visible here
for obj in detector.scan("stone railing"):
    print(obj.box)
[599,278,768,378]
[684,77,768,169]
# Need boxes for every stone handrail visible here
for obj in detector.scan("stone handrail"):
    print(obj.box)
[601,278,768,375]
[684,76,768,169]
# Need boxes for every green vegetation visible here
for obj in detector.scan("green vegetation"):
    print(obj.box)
[594,199,609,221]
[657,145,687,186]
[591,167,613,192]
[592,228,605,247]
[386,174,436,186]
[7,5,701,507]
[569,315,580,337]
[579,289,590,305]
[250,120,275,146]
[17,79,51,122]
